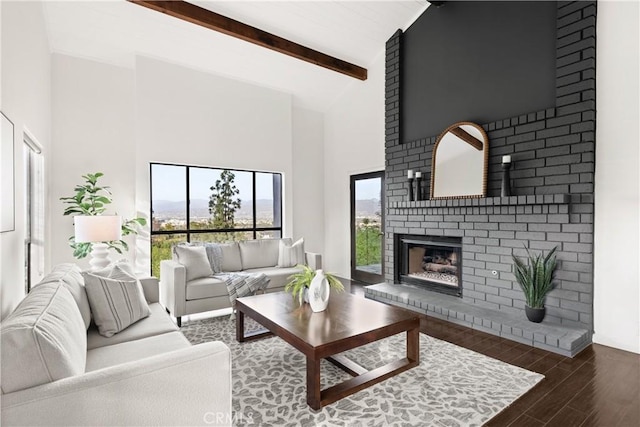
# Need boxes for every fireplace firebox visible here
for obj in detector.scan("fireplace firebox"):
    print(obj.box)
[395,234,462,297]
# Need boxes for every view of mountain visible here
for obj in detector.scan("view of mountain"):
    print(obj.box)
[152,199,276,219]
[355,199,381,218]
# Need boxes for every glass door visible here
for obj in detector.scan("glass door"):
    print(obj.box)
[350,172,385,284]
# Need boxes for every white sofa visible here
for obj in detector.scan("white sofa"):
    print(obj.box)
[1,264,232,427]
[160,238,322,326]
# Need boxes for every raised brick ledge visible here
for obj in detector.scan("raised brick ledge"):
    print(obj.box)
[389,193,570,209]
[365,283,590,357]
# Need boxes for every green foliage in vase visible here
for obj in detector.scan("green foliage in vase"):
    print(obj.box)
[285,265,345,305]
[60,172,147,259]
[512,245,558,309]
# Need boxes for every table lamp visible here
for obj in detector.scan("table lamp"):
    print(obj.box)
[74,215,122,271]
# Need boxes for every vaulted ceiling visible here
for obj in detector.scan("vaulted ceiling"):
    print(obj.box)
[42,1,428,111]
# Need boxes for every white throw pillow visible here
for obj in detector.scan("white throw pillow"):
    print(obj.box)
[83,272,151,338]
[173,245,214,281]
[277,238,305,268]
[0,282,87,393]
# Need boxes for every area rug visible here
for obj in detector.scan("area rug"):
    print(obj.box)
[182,316,543,427]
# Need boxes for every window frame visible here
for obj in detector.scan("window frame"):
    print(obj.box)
[149,162,283,275]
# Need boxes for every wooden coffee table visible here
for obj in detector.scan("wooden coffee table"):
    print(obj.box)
[235,291,420,410]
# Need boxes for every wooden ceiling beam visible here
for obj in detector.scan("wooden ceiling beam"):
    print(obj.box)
[128,0,367,80]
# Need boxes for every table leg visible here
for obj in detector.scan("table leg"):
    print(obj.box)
[306,357,322,411]
[407,326,419,363]
[236,308,245,342]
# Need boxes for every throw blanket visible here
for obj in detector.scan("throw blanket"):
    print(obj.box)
[203,243,223,273]
[218,272,270,318]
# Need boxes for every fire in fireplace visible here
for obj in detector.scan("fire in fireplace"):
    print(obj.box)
[395,234,462,297]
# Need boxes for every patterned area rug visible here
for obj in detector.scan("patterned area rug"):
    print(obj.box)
[182,315,543,427]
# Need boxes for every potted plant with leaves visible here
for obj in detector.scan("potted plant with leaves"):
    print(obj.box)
[512,245,558,323]
[285,265,345,306]
[60,172,146,260]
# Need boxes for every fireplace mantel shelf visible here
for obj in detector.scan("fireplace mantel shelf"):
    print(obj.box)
[390,193,571,209]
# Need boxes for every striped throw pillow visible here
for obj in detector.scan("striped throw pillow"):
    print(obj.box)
[82,272,151,337]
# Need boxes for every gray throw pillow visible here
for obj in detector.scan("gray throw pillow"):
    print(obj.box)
[82,272,151,338]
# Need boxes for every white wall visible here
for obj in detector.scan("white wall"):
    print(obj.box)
[323,52,386,277]
[48,54,306,275]
[0,1,51,319]
[50,54,136,269]
[593,0,640,354]
[134,56,294,273]
[292,107,325,254]
[47,52,325,279]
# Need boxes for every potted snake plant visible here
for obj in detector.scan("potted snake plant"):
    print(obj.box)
[512,245,558,323]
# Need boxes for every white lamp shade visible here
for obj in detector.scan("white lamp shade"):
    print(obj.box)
[74,215,122,243]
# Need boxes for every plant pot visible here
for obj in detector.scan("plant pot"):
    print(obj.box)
[525,305,545,323]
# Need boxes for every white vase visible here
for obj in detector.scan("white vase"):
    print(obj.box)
[308,269,330,312]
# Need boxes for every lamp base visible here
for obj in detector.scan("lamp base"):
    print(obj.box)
[88,243,111,271]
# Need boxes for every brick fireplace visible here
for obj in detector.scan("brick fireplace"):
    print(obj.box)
[365,1,596,356]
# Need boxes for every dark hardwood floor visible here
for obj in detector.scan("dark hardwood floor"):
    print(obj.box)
[346,279,640,427]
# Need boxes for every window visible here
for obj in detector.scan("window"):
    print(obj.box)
[24,130,45,292]
[150,163,283,277]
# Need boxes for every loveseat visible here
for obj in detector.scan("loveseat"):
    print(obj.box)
[160,238,322,326]
[1,263,232,427]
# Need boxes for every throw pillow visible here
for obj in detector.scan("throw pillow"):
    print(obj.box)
[173,245,214,281]
[277,238,305,268]
[82,272,151,337]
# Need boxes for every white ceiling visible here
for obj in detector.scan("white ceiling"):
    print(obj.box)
[42,0,428,111]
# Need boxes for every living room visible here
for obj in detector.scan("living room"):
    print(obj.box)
[1,0,638,426]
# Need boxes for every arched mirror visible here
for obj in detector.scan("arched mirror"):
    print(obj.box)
[430,121,489,199]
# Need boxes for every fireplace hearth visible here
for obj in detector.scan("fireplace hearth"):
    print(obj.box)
[395,234,462,297]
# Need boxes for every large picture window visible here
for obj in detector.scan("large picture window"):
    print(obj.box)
[150,163,283,277]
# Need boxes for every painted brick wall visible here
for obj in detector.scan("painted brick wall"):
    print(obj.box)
[384,1,596,331]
